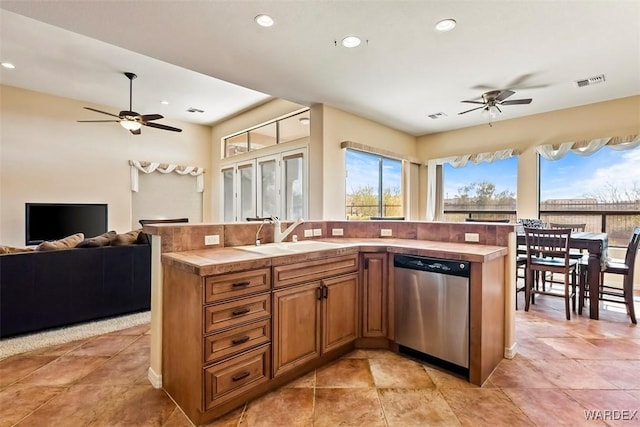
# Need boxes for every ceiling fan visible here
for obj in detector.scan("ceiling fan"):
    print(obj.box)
[78,72,182,135]
[458,90,532,117]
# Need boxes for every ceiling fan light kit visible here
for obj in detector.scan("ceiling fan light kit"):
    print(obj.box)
[458,89,532,123]
[78,72,182,135]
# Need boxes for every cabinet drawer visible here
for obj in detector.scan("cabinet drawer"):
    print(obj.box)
[204,293,271,334]
[204,344,270,410]
[204,319,271,364]
[273,254,359,288]
[204,268,271,303]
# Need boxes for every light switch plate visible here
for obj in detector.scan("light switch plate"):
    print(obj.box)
[313,228,322,236]
[304,229,313,238]
[204,235,220,245]
[332,228,344,236]
[380,228,393,237]
[465,233,480,242]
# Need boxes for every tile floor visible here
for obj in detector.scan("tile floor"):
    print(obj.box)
[1,293,639,427]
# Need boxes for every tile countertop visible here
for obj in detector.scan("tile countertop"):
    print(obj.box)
[161,238,508,277]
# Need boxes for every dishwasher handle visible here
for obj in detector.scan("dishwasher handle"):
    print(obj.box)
[394,254,470,278]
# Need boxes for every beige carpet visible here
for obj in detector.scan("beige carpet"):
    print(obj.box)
[0,311,150,359]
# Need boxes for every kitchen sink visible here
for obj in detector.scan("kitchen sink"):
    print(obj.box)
[237,240,343,255]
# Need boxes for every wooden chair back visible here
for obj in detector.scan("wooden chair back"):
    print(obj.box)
[549,222,586,233]
[524,227,573,270]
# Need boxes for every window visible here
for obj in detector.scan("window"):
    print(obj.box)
[442,156,517,222]
[221,148,307,221]
[223,110,310,159]
[345,149,402,219]
[540,145,640,246]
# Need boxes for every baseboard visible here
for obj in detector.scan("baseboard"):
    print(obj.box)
[148,367,162,389]
[504,342,518,359]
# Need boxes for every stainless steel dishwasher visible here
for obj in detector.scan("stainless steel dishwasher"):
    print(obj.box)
[394,254,470,375]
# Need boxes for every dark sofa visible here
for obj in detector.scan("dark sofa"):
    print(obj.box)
[0,244,150,338]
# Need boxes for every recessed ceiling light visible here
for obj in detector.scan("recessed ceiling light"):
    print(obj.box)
[435,18,456,32]
[341,36,361,48]
[1,62,16,69]
[255,14,275,27]
[299,117,310,125]
[160,100,169,105]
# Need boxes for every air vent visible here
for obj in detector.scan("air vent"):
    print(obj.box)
[428,112,448,120]
[575,74,606,88]
[187,107,205,113]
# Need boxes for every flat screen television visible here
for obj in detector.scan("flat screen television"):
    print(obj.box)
[25,203,108,245]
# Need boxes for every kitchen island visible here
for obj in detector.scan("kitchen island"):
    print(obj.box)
[157,234,508,425]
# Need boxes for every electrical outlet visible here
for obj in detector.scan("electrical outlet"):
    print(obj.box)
[332,228,344,236]
[204,235,220,245]
[304,229,313,238]
[465,233,480,242]
[380,228,393,237]
[313,228,322,236]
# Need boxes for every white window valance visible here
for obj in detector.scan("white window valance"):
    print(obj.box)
[433,148,518,168]
[536,134,640,160]
[129,160,205,192]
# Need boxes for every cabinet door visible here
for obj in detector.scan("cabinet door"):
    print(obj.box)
[322,273,358,353]
[272,281,321,377]
[361,253,388,338]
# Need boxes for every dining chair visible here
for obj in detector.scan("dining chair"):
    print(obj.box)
[515,219,544,310]
[543,222,587,290]
[524,227,578,320]
[578,226,639,324]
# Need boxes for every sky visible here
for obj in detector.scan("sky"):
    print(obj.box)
[443,146,640,202]
[345,146,640,202]
[345,150,402,195]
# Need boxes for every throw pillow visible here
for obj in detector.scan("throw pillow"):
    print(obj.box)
[76,230,117,248]
[112,229,142,246]
[36,233,84,251]
[0,245,35,254]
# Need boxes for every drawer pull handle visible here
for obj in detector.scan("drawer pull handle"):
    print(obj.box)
[232,281,250,288]
[232,371,251,382]
[232,307,251,316]
[232,335,250,345]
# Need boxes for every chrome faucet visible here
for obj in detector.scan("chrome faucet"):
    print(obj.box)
[273,217,304,243]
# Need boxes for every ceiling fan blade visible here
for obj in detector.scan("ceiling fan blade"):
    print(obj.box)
[458,105,486,115]
[77,120,120,123]
[461,100,486,105]
[144,122,183,132]
[84,107,121,118]
[501,98,532,105]
[139,114,164,122]
[495,90,515,102]
[130,128,141,135]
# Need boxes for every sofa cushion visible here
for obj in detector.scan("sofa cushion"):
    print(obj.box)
[36,233,84,251]
[0,245,35,254]
[76,231,117,248]
[112,229,142,246]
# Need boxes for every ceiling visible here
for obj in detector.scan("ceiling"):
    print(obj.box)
[1,1,639,136]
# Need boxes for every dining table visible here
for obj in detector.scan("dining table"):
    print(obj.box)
[517,231,608,320]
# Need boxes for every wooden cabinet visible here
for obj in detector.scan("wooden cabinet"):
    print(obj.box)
[162,265,272,425]
[361,253,388,338]
[272,254,359,377]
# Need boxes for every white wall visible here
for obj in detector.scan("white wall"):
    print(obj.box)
[0,85,212,246]
[318,105,417,219]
